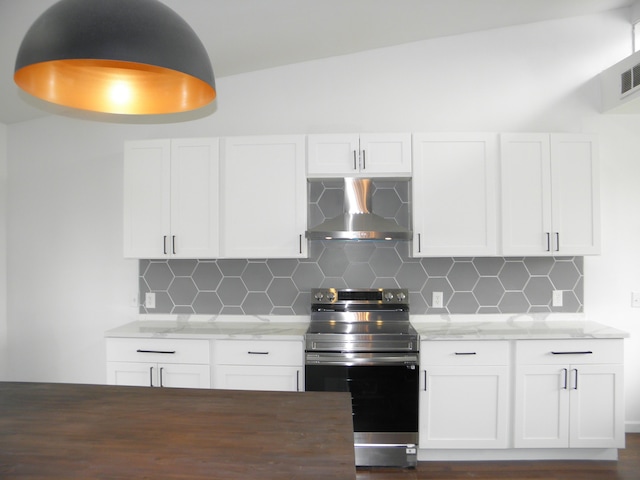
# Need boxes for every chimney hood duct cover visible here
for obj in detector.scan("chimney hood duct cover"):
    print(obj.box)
[306,178,412,240]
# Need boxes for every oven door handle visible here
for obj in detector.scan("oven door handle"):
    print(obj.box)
[306,354,418,366]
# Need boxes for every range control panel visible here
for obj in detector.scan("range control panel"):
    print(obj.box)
[311,288,408,305]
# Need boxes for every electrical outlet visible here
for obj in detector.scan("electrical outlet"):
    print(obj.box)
[552,290,563,307]
[632,291,640,308]
[145,292,156,309]
[432,291,444,309]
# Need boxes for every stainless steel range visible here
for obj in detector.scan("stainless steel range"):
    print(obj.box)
[304,288,419,468]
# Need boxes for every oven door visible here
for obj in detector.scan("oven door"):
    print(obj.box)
[305,352,419,435]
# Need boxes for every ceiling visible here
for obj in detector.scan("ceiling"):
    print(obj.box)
[0,0,635,125]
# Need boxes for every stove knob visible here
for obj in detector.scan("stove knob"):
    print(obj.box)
[383,291,394,302]
[397,292,406,301]
[326,292,336,302]
[314,291,324,301]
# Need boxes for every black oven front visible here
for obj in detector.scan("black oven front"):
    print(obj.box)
[305,351,419,468]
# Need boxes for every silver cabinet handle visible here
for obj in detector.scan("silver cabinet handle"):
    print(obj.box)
[418,233,422,253]
[248,351,269,355]
[163,235,168,255]
[149,366,154,387]
[555,232,560,252]
[546,232,551,252]
[172,235,176,255]
[361,149,366,170]
[454,352,477,355]
[573,368,579,390]
[296,370,300,392]
[353,150,357,170]
[299,234,302,254]
[423,370,427,391]
[562,368,568,389]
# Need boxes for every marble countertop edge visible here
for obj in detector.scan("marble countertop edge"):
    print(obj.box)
[105,313,629,340]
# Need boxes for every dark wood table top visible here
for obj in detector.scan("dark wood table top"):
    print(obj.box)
[0,382,356,479]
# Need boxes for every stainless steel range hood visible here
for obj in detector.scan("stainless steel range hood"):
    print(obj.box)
[306,177,412,241]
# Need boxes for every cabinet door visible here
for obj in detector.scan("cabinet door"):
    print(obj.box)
[420,365,508,448]
[569,364,624,448]
[169,138,220,258]
[359,133,412,176]
[123,140,171,258]
[413,133,498,256]
[500,133,552,256]
[501,133,600,256]
[158,363,211,389]
[550,134,600,255]
[107,361,156,387]
[514,364,569,448]
[220,135,307,258]
[214,365,302,392]
[307,134,360,177]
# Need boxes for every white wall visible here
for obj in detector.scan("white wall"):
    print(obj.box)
[6,9,640,427]
[582,115,640,432]
[0,122,7,380]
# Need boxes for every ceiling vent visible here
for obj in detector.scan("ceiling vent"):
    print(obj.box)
[620,63,640,94]
[600,49,640,113]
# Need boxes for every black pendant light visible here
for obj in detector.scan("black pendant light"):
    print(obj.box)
[14,0,216,115]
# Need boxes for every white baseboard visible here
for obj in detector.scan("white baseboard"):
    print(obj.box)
[626,421,640,433]
[417,448,618,462]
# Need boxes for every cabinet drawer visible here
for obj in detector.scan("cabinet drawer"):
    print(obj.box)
[421,340,508,366]
[106,338,210,364]
[214,339,303,366]
[516,339,623,365]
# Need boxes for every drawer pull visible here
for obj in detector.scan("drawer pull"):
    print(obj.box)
[454,352,477,355]
[136,349,176,355]
[562,368,568,389]
[248,351,269,355]
[551,351,593,355]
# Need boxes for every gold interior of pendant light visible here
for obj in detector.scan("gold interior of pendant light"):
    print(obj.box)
[14,0,216,116]
[14,59,215,115]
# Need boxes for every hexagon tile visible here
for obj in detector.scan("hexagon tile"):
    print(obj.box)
[139,252,583,316]
[138,180,583,315]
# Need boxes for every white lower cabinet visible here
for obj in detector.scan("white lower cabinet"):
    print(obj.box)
[420,341,509,449]
[106,338,211,389]
[212,339,304,392]
[514,339,625,449]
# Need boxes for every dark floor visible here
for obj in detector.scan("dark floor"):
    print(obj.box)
[356,433,640,480]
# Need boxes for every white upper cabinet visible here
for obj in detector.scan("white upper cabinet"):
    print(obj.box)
[220,135,307,258]
[501,133,600,256]
[123,138,220,259]
[412,133,498,257]
[307,133,412,177]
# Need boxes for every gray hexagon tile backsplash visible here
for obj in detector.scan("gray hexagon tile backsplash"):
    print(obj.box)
[138,248,583,315]
[138,179,583,315]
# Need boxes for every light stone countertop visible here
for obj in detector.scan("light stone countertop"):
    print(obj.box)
[105,315,310,340]
[411,314,629,340]
[105,314,628,341]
